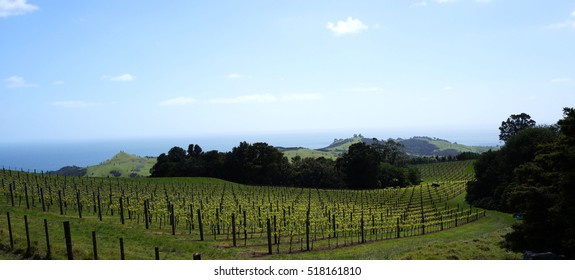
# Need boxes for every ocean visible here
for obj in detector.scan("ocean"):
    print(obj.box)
[0,133,337,172]
[0,131,499,172]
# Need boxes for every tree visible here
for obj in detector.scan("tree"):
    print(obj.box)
[504,108,575,258]
[292,157,344,189]
[499,113,536,142]
[336,142,380,189]
[466,126,557,211]
[224,142,290,185]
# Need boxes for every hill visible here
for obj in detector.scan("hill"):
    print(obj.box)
[398,136,495,157]
[85,151,156,178]
[50,135,495,178]
[279,135,496,160]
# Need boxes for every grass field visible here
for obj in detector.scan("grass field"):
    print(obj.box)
[86,152,156,178]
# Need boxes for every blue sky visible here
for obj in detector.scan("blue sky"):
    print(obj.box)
[1,0,574,145]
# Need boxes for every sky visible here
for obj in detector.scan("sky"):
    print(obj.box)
[1,0,574,145]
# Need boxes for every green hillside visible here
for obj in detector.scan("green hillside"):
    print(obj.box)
[279,136,363,160]
[400,136,494,156]
[86,151,156,178]
[279,135,495,161]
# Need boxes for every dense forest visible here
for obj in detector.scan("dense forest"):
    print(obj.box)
[150,139,423,189]
[466,109,575,258]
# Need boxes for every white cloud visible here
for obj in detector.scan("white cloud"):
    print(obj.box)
[410,1,427,8]
[208,94,277,104]
[347,86,384,92]
[326,17,368,36]
[436,0,456,4]
[102,73,135,82]
[0,0,38,18]
[51,101,96,108]
[551,77,571,83]
[546,20,575,30]
[160,97,197,106]
[227,73,242,79]
[280,93,323,101]
[546,11,575,30]
[207,93,322,104]
[4,75,36,88]
[53,80,64,86]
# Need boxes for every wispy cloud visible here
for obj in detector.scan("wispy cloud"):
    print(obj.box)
[4,75,37,88]
[51,101,97,108]
[53,80,65,86]
[160,97,197,106]
[208,94,277,104]
[410,1,427,8]
[227,73,242,79]
[208,93,322,104]
[436,0,456,4]
[326,17,368,36]
[0,0,38,18]
[551,77,571,83]
[102,73,135,82]
[546,11,575,30]
[346,86,385,92]
[281,93,322,101]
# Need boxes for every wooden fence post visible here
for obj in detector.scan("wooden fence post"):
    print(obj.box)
[267,218,272,254]
[197,209,204,241]
[306,209,310,251]
[232,213,236,247]
[63,221,73,260]
[76,191,82,219]
[44,219,51,259]
[170,204,175,235]
[119,197,125,225]
[97,194,102,221]
[144,199,149,229]
[396,217,400,239]
[24,215,31,257]
[92,231,98,260]
[58,190,63,215]
[9,182,14,207]
[24,183,30,209]
[155,247,160,260]
[40,188,46,212]
[7,212,14,248]
[119,238,125,260]
[360,217,365,244]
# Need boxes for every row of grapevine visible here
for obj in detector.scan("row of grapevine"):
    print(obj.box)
[415,160,475,182]
[0,168,483,259]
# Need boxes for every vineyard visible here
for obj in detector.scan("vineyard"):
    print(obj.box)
[0,160,484,260]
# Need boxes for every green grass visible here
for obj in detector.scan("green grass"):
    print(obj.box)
[281,148,338,161]
[0,161,519,260]
[426,139,494,154]
[1,199,518,260]
[256,194,519,260]
[281,137,363,161]
[86,151,156,178]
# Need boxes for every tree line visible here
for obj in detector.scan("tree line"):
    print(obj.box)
[466,109,575,258]
[150,139,422,190]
